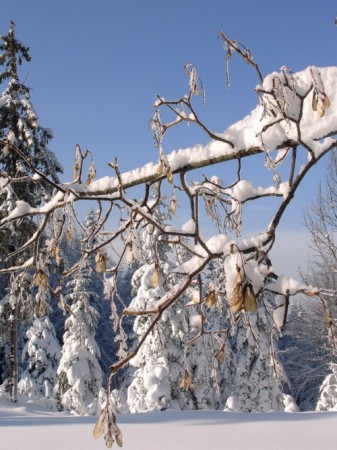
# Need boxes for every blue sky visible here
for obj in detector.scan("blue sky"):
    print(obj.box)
[1,0,337,276]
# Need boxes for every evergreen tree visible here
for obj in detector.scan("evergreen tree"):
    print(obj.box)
[126,263,189,412]
[223,256,296,412]
[18,312,61,408]
[316,363,337,411]
[55,265,103,415]
[0,21,62,401]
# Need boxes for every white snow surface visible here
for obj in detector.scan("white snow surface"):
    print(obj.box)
[1,397,337,450]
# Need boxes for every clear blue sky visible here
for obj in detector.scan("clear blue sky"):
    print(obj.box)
[2,0,337,275]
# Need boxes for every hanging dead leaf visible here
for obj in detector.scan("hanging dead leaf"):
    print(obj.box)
[72,163,79,180]
[95,252,107,273]
[2,144,10,155]
[205,290,217,308]
[65,227,73,241]
[53,244,61,266]
[217,349,225,363]
[151,264,160,288]
[115,432,123,447]
[312,91,330,118]
[93,405,123,448]
[324,309,333,326]
[228,266,244,312]
[93,413,104,439]
[35,297,47,317]
[166,167,173,185]
[34,270,49,289]
[243,283,257,312]
[317,101,325,118]
[85,161,96,186]
[179,370,193,390]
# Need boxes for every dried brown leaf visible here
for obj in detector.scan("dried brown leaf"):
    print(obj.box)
[95,252,107,273]
[324,310,333,326]
[53,244,61,266]
[205,290,217,308]
[166,167,173,185]
[179,370,193,390]
[243,284,257,312]
[34,270,49,289]
[72,163,79,180]
[228,266,244,312]
[93,412,104,439]
[66,227,73,241]
[317,101,325,117]
[151,264,160,288]
[116,432,123,448]
[2,144,10,155]
[217,350,225,363]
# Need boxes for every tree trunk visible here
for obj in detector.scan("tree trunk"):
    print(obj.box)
[9,301,18,402]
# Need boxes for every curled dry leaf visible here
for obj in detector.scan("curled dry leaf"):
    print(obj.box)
[151,264,160,288]
[94,405,123,448]
[243,283,257,312]
[179,370,193,390]
[312,90,330,118]
[95,251,107,273]
[35,297,47,317]
[205,290,217,308]
[217,349,225,363]
[166,167,173,185]
[66,227,73,241]
[53,244,61,266]
[34,270,49,289]
[85,161,96,186]
[228,266,244,312]
[72,162,80,180]
[2,143,10,155]
[324,309,333,326]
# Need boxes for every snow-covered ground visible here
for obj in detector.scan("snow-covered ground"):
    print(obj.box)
[1,397,337,450]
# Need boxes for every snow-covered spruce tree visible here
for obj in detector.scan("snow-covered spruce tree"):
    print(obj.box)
[125,262,189,412]
[0,21,62,401]
[316,363,337,411]
[55,264,103,415]
[0,272,32,402]
[122,196,232,413]
[279,299,332,410]
[121,198,190,412]
[18,287,61,408]
[81,208,116,379]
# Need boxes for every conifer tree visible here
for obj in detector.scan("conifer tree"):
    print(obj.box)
[0,21,62,401]
[18,310,61,408]
[55,265,103,414]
